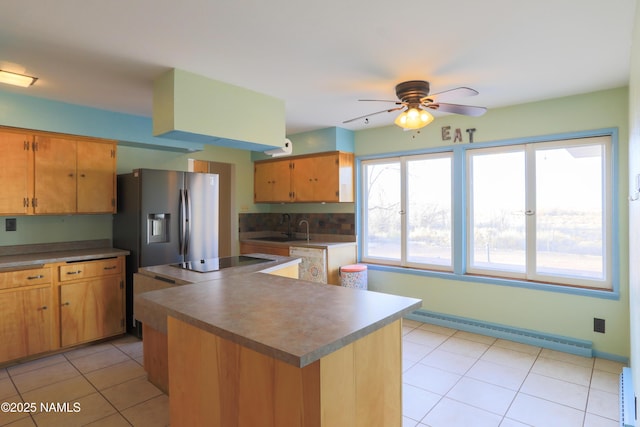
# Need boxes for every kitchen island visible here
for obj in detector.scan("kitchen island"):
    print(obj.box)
[135,255,421,427]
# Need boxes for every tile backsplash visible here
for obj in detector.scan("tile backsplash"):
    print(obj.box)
[239,213,355,236]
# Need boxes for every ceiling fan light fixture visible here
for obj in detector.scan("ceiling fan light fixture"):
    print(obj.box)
[0,69,38,87]
[394,107,433,130]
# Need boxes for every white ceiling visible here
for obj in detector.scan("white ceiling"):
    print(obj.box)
[0,0,636,135]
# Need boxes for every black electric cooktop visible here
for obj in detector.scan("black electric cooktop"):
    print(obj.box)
[171,255,272,273]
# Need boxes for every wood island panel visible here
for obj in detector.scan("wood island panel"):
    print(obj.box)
[167,316,401,427]
[263,263,298,278]
[142,324,169,393]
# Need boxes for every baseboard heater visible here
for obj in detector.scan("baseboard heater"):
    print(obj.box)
[405,309,593,358]
[621,367,636,427]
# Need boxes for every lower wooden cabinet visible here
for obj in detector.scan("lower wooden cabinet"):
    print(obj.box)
[60,275,124,347]
[0,256,125,364]
[0,286,53,363]
[57,257,125,348]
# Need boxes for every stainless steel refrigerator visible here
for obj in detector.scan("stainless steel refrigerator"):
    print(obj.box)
[113,169,219,334]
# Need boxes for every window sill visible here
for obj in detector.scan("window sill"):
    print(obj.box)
[364,263,619,300]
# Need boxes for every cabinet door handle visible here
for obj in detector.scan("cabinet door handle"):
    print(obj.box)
[40,306,48,310]
[103,266,117,270]
[66,270,82,275]
[61,302,70,306]
[27,275,45,280]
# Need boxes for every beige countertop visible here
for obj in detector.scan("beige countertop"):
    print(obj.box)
[137,253,301,285]
[135,254,421,368]
[0,239,129,269]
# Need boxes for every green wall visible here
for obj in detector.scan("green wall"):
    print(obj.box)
[355,87,630,359]
[0,215,113,246]
[153,69,286,151]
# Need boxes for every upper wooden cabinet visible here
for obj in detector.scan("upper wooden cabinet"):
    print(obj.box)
[76,140,117,213]
[0,127,117,215]
[254,159,292,203]
[254,151,354,203]
[0,129,33,214]
[34,135,78,214]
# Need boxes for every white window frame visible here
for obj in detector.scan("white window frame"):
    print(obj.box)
[361,156,403,267]
[361,152,454,272]
[465,136,612,289]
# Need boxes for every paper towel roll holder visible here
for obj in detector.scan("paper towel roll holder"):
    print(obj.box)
[264,138,292,157]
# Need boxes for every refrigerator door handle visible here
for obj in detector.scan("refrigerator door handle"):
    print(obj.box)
[184,189,191,257]
[179,189,186,256]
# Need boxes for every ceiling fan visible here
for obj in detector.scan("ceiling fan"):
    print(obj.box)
[343,80,487,130]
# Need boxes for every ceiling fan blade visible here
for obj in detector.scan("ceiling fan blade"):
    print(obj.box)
[342,106,404,124]
[429,103,487,117]
[358,99,405,104]
[423,87,479,103]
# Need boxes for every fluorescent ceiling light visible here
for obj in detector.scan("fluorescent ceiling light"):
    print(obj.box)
[0,69,38,87]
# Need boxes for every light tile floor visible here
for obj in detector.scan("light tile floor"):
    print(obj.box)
[402,319,624,427]
[0,335,168,427]
[0,320,624,427]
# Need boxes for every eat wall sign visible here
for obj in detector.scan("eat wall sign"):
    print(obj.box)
[441,126,477,143]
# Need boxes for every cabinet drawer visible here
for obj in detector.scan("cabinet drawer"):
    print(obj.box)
[59,258,121,282]
[0,267,52,290]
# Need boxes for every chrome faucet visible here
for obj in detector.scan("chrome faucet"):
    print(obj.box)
[298,219,310,243]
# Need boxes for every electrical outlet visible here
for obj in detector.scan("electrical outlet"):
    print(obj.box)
[594,318,605,333]
[5,218,16,232]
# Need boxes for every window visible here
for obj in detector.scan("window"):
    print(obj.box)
[360,133,614,291]
[467,136,611,289]
[362,152,453,271]
[361,159,402,263]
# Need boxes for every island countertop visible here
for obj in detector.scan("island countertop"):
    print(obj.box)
[136,253,301,285]
[135,256,421,367]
